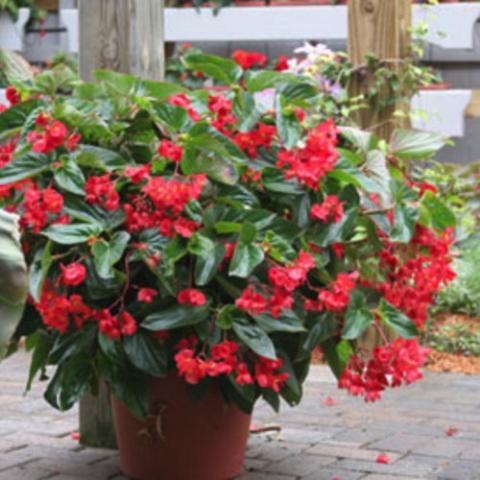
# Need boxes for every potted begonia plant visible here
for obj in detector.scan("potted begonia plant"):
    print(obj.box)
[0,55,455,480]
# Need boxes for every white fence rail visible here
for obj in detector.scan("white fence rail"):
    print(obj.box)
[58,4,480,54]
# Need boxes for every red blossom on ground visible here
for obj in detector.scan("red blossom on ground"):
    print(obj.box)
[376,453,391,464]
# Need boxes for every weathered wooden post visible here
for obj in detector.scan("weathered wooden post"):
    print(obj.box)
[78,0,165,448]
[348,0,412,140]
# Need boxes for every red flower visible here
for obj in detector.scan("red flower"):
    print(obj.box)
[311,195,344,223]
[276,119,338,190]
[137,288,158,304]
[235,362,254,385]
[177,288,207,307]
[376,453,390,464]
[124,165,151,184]
[255,357,288,393]
[5,86,21,106]
[158,140,183,162]
[85,174,120,211]
[119,311,137,336]
[274,55,290,72]
[42,188,64,214]
[65,133,81,151]
[236,287,268,316]
[61,262,87,286]
[232,50,267,70]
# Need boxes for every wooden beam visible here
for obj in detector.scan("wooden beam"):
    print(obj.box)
[79,0,165,82]
[348,0,412,139]
[78,0,165,448]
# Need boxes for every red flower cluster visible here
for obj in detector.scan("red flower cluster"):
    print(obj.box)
[27,114,80,154]
[5,86,21,106]
[233,123,277,158]
[231,50,267,70]
[143,174,206,215]
[177,288,207,307]
[255,357,289,393]
[60,262,87,286]
[274,55,290,72]
[339,338,430,402]
[175,338,288,392]
[85,174,120,211]
[236,287,268,316]
[175,340,238,384]
[377,225,455,327]
[311,195,344,223]
[137,288,158,304]
[97,310,137,339]
[36,289,93,333]
[169,93,201,122]
[208,94,237,135]
[306,271,359,313]
[158,140,183,162]
[20,186,65,233]
[276,119,338,190]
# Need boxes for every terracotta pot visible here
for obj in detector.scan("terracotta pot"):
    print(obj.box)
[35,0,59,11]
[111,375,252,480]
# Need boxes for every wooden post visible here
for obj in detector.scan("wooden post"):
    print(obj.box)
[348,0,412,140]
[79,0,165,82]
[77,0,165,448]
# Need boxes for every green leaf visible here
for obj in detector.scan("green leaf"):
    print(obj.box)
[379,299,419,339]
[342,291,375,340]
[297,313,337,361]
[262,167,303,195]
[0,210,29,358]
[0,99,43,132]
[0,152,50,185]
[182,134,239,185]
[189,232,226,286]
[45,353,94,411]
[390,204,418,243]
[183,54,242,85]
[91,231,130,279]
[75,145,129,172]
[152,102,190,134]
[54,159,86,195]
[43,223,102,245]
[228,243,264,278]
[233,320,277,360]
[320,338,352,379]
[254,310,305,333]
[340,127,373,153]
[49,323,97,365]
[142,303,210,331]
[276,94,300,149]
[123,331,167,378]
[421,190,456,231]
[28,242,52,303]
[94,69,137,94]
[26,331,53,391]
[390,129,446,160]
[143,79,188,100]
[245,70,303,93]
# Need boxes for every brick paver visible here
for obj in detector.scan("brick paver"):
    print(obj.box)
[1,352,480,479]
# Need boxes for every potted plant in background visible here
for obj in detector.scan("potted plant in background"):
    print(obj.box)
[0,53,455,479]
[0,0,35,50]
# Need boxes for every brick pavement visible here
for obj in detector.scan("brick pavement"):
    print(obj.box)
[1,352,480,480]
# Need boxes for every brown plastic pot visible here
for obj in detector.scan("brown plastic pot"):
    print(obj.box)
[111,375,252,480]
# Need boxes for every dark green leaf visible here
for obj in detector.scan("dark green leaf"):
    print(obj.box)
[91,231,130,279]
[123,331,167,378]
[142,303,210,331]
[0,152,50,185]
[233,320,276,360]
[43,223,102,245]
[54,159,86,195]
[380,299,419,339]
[342,291,375,340]
[228,242,264,278]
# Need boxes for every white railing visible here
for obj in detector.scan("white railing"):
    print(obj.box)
[58,4,480,54]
